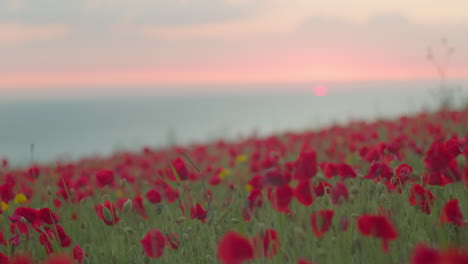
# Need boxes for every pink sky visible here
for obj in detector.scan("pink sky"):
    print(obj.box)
[1,0,467,94]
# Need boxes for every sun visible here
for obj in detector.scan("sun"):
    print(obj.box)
[313,85,328,96]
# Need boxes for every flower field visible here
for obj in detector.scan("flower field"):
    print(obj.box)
[0,109,467,264]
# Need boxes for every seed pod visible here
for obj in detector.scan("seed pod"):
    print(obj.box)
[175,216,186,224]
[122,199,133,214]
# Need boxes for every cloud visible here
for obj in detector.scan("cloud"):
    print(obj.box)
[5,0,26,12]
[0,22,68,45]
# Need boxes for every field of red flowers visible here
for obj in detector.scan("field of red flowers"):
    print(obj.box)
[0,109,467,264]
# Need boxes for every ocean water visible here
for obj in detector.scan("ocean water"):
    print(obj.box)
[1,81,467,165]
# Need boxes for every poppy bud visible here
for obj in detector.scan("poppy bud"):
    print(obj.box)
[124,227,135,235]
[257,223,266,236]
[350,186,359,195]
[120,179,128,188]
[102,207,114,223]
[175,217,186,224]
[47,186,53,196]
[314,173,326,182]
[294,226,306,239]
[231,218,240,224]
[317,248,327,257]
[183,233,189,241]
[376,182,384,193]
[122,199,132,214]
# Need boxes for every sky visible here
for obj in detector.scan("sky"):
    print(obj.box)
[1,0,468,96]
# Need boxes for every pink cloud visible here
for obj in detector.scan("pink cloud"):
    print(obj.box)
[0,22,68,45]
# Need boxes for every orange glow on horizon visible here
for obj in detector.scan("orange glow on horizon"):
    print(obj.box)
[1,65,467,91]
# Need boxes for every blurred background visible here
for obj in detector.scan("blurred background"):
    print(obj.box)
[0,0,467,165]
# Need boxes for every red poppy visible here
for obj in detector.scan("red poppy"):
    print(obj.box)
[297,259,316,264]
[294,180,314,206]
[145,189,162,204]
[310,210,334,238]
[95,201,120,226]
[0,253,7,264]
[338,163,357,179]
[190,203,208,223]
[357,214,398,253]
[0,183,15,203]
[96,169,115,188]
[330,181,349,205]
[314,181,332,197]
[424,141,454,172]
[164,186,180,204]
[133,196,148,219]
[171,158,189,181]
[166,233,180,250]
[247,188,263,210]
[141,229,166,258]
[293,151,317,180]
[8,254,34,264]
[253,229,280,259]
[410,243,468,264]
[409,184,436,215]
[268,184,294,212]
[217,231,254,264]
[321,162,339,178]
[410,244,440,264]
[38,208,59,225]
[394,164,413,183]
[73,245,86,263]
[440,199,466,227]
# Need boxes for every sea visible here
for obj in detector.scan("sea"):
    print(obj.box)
[1,81,467,166]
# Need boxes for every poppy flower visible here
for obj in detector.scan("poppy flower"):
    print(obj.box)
[247,188,263,210]
[409,184,436,214]
[294,180,314,206]
[321,162,339,178]
[338,163,357,179]
[141,229,166,258]
[166,233,180,250]
[8,254,34,264]
[132,196,148,219]
[0,183,15,203]
[73,245,86,263]
[171,158,189,181]
[145,189,162,204]
[95,201,120,226]
[410,243,440,264]
[268,185,294,212]
[38,208,59,225]
[440,199,466,227]
[217,231,254,264]
[424,141,454,172]
[410,243,468,264]
[253,229,281,259]
[190,203,208,223]
[96,169,115,188]
[297,259,316,264]
[310,210,334,238]
[356,214,398,253]
[293,151,317,180]
[164,186,180,204]
[314,181,332,197]
[394,164,413,183]
[0,253,7,264]
[330,181,349,205]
